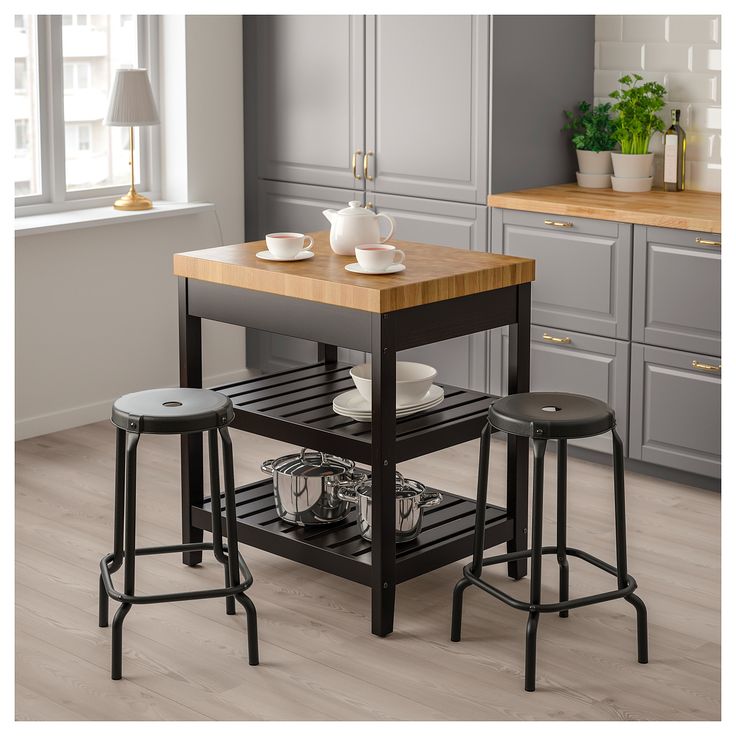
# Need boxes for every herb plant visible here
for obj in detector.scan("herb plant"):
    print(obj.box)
[609,74,667,155]
[562,101,616,152]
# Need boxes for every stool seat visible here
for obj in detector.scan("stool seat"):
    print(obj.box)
[489,391,614,440]
[112,388,234,434]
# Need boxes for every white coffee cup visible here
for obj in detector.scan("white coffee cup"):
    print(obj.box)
[355,244,405,272]
[265,232,314,259]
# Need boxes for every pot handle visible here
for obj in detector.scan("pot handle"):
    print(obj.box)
[418,491,442,509]
[336,486,359,503]
[300,447,327,466]
[261,459,275,474]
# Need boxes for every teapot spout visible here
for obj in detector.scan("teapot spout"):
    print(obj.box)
[322,208,337,225]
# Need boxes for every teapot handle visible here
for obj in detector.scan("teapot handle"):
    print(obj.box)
[377,213,395,243]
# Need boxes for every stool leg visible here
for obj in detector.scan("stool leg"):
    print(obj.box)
[451,421,491,642]
[219,427,259,666]
[525,438,546,692]
[112,431,139,680]
[556,439,569,618]
[612,429,648,664]
[208,430,235,616]
[100,428,127,628]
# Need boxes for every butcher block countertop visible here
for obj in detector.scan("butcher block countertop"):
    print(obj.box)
[174,230,535,313]
[488,183,721,233]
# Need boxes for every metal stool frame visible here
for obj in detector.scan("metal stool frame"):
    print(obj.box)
[451,421,647,692]
[99,425,258,680]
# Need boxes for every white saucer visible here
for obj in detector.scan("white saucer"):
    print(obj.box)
[345,262,406,275]
[256,250,314,262]
[332,385,444,421]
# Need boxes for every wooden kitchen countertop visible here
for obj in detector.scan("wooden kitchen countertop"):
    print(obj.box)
[174,230,535,313]
[488,183,721,233]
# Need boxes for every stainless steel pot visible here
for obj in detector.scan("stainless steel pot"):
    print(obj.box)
[261,449,365,526]
[333,472,441,543]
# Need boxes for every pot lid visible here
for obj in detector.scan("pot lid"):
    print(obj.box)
[268,449,354,478]
[335,200,375,217]
[354,472,426,499]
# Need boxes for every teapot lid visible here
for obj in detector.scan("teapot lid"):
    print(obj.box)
[335,200,374,217]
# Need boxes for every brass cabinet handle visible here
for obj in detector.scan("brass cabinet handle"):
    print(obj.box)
[363,151,374,181]
[695,237,720,247]
[543,333,572,344]
[352,149,362,180]
[543,219,573,228]
[692,360,721,372]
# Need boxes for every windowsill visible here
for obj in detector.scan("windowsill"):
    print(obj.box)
[14,201,215,237]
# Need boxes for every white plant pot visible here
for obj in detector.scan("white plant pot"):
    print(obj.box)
[611,152,654,179]
[611,175,653,193]
[576,150,613,175]
[576,171,611,189]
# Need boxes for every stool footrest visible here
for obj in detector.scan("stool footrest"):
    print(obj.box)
[463,546,637,614]
[100,541,253,605]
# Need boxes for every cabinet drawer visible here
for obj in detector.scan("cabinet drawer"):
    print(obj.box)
[629,343,721,478]
[632,225,721,356]
[491,208,632,339]
[490,326,629,454]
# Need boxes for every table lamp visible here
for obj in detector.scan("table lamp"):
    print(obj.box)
[104,68,159,210]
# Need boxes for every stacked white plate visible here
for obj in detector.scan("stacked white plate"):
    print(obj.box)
[332,384,444,422]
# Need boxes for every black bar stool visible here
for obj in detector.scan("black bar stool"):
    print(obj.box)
[451,392,647,692]
[98,387,258,680]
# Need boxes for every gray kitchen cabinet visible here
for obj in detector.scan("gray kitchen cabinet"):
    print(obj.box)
[248,181,366,371]
[490,325,630,454]
[365,15,489,204]
[372,192,488,390]
[632,225,721,357]
[491,208,632,339]
[252,15,365,191]
[629,343,721,478]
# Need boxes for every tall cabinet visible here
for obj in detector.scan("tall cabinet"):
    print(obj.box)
[243,15,594,386]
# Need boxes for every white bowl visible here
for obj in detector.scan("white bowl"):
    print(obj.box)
[611,175,653,193]
[350,361,437,407]
[576,171,611,189]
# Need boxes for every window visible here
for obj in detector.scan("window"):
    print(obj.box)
[15,15,157,210]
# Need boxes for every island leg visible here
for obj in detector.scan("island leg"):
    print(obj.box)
[506,283,531,580]
[317,343,338,366]
[178,277,204,566]
[370,312,397,636]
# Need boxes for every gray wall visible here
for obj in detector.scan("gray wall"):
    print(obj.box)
[491,15,594,193]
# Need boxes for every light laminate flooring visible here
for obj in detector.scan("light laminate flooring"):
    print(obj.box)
[15,421,720,720]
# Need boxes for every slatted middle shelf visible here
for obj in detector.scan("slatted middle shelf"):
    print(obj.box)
[210,361,497,464]
[192,479,511,585]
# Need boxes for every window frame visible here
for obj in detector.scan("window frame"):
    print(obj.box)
[15,15,160,215]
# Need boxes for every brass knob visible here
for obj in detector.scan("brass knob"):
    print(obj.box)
[364,151,374,181]
[352,150,362,180]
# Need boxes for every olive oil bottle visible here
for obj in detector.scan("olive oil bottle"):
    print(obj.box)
[664,109,686,191]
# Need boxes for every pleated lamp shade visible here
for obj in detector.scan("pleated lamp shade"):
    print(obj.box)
[104,68,159,126]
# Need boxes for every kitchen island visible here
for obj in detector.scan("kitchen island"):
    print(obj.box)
[174,231,535,636]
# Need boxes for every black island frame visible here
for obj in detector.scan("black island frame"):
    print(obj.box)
[178,276,531,636]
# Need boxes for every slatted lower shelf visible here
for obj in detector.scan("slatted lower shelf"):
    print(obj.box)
[191,478,512,585]
[211,361,497,464]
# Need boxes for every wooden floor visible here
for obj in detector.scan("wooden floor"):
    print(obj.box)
[15,421,720,720]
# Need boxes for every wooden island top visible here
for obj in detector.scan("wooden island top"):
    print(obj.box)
[488,183,721,233]
[174,230,535,313]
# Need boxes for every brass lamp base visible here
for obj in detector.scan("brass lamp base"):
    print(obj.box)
[113,187,153,211]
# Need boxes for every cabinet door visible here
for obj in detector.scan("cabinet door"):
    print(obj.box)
[490,325,630,454]
[373,192,488,391]
[632,226,721,356]
[253,15,365,190]
[491,208,632,339]
[629,343,720,478]
[248,181,365,371]
[365,15,489,204]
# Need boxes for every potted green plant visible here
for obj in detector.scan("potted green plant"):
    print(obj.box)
[563,100,616,188]
[609,74,667,192]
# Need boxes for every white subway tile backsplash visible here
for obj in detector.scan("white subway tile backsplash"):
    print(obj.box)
[668,15,719,44]
[595,15,623,42]
[595,14,721,192]
[598,42,644,71]
[622,15,667,42]
[643,43,691,72]
[665,73,718,104]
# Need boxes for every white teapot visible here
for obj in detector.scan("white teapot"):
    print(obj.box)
[322,201,395,256]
